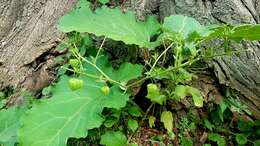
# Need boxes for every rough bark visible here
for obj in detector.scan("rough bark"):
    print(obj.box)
[124,0,260,118]
[0,0,77,91]
[0,0,260,117]
[158,0,260,118]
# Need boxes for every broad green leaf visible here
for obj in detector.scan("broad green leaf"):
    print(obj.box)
[163,15,210,39]
[0,106,26,146]
[229,24,260,41]
[235,134,248,145]
[160,111,173,132]
[58,1,160,49]
[100,131,127,146]
[146,84,166,105]
[148,116,156,128]
[208,133,226,146]
[19,56,143,146]
[128,119,138,132]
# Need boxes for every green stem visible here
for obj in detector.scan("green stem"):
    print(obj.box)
[72,44,85,71]
[78,55,123,86]
[148,43,174,75]
[94,37,106,63]
[126,57,200,89]
[61,66,104,80]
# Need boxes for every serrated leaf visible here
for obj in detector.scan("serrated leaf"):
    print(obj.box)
[163,15,210,39]
[160,111,173,132]
[146,84,166,105]
[0,106,26,146]
[58,1,160,49]
[229,24,260,41]
[19,55,143,146]
[128,119,138,132]
[100,131,127,146]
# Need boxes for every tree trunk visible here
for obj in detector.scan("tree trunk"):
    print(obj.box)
[141,0,260,118]
[0,0,76,91]
[0,0,259,118]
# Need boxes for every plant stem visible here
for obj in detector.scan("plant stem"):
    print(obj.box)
[72,43,85,71]
[126,57,200,89]
[148,43,174,75]
[94,37,106,63]
[70,42,125,87]
[61,66,104,79]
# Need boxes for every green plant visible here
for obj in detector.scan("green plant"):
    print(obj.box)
[0,106,27,146]
[100,131,127,146]
[208,133,226,146]
[160,111,173,133]
[1,0,260,145]
[19,55,143,146]
[127,119,139,132]
[180,137,193,146]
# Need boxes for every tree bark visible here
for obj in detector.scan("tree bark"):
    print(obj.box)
[0,0,76,91]
[145,0,260,118]
[0,0,259,118]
